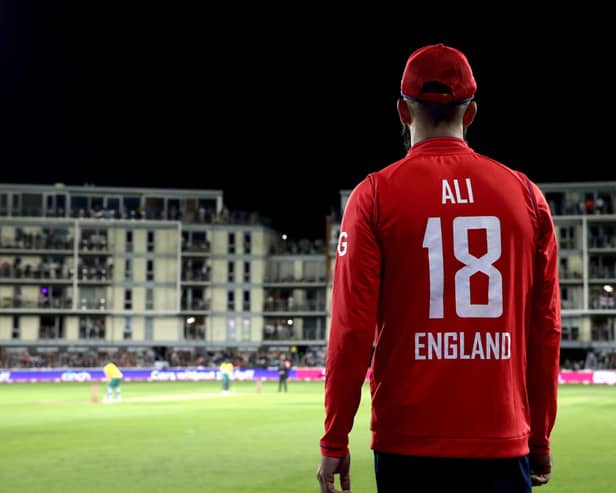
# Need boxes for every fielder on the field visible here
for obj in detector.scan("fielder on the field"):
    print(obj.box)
[103,359,123,402]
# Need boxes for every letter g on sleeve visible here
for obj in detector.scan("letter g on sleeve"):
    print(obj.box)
[337,231,348,256]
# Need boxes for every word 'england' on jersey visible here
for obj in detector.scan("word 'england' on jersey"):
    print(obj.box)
[414,331,511,360]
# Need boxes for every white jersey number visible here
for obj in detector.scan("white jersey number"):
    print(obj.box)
[423,216,503,319]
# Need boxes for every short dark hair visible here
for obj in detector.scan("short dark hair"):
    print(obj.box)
[414,99,467,127]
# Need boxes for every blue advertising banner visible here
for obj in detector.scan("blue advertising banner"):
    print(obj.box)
[0,367,298,383]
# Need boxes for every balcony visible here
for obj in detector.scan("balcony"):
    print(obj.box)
[263,299,327,314]
[0,297,73,310]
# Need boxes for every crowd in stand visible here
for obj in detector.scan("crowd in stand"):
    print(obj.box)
[0,346,327,370]
[5,347,616,371]
[52,204,271,227]
[268,237,326,255]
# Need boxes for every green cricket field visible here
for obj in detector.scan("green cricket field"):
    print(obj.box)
[0,380,614,492]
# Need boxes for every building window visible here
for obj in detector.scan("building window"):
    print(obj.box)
[227,318,236,341]
[125,230,133,252]
[590,316,615,341]
[39,315,64,339]
[227,290,235,311]
[227,261,235,283]
[561,325,579,341]
[12,193,21,217]
[241,318,251,341]
[228,232,235,254]
[147,230,155,252]
[185,316,205,340]
[192,231,209,252]
[303,317,325,340]
[13,286,22,308]
[244,232,251,254]
[304,260,326,282]
[146,288,154,310]
[11,316,20,339]
[78,316,105,339]
[124,289,132,309]
[183,287,207,311]
[80,286,106,310]
[0,193,8,216]
[124,197,141,219]
[125,259,132,280]
[243,290,251,312]
[275,260,294,282]
[123,317,132,340]
[22,192,43,216]
[144,317,153,340]
[243,261,251,282]
[146,259,154,281]
[559,225,576,250]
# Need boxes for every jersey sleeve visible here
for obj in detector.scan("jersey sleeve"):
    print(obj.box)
[320,175,381,457]
[526,180,562,455]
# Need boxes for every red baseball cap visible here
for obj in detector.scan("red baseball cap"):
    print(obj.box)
[400,43,476,104]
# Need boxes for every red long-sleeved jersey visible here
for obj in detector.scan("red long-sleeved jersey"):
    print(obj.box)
[320,137,561,459]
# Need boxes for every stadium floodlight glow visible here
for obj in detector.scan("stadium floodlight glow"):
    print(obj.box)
[186,317,195,324]
[603,285,614,293]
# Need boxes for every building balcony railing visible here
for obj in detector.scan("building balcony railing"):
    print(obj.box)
[549,200,614,216]
[262,328,326,341]
[590,296,616,309]
[589,267,616,279]
[181,271,211,282]
[263,276,326,284]
[78,299,108,310]
[268,238,326,255]
[559,270,584,280]
[59,207,270,226]
[183,328,206,340]
[180,300,211,311]
[38,330,65,339]
[589,237,616,249]
[263,300,327,312]
[561,299,583,310]
[181,241,211,254]
[78,247,113,255]
[1,297,73,309]
[0,266,113,282]
[0,236,74,250]
[77,267,113,282]
[77,330,107,340]
[0,266,73,281]
[0,247,74,256]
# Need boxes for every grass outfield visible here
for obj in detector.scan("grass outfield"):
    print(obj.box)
[0,381,615,493]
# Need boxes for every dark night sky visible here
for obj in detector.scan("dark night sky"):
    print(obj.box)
[0,3,613,239]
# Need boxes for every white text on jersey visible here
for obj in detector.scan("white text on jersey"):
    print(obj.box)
[414,331,510,360]
[442,178,474,204]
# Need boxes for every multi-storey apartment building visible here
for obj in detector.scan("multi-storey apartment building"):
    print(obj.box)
[0,184,328,367]
[263,235,328,355]
[3,181,615,370]
[328,181,616,369]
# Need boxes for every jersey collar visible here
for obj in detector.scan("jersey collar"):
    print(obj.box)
[408,137,471,156]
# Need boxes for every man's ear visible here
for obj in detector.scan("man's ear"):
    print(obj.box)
[397,98,411,125]
[463,100,477,127]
